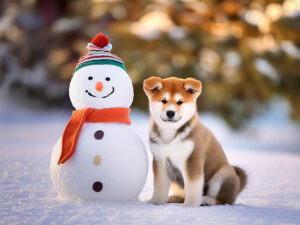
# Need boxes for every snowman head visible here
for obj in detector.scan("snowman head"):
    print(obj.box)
[69,33,134,110]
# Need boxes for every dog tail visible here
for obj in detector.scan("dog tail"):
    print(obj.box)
[233,166,247,193]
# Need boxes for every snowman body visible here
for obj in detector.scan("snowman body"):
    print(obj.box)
[50,123,147,200]
[50,63,148,200]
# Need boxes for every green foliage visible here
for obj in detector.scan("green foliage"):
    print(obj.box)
[0,0,299,128]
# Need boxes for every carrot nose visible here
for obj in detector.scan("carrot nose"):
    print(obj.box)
[95,82,103,92]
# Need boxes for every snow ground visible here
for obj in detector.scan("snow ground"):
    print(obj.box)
[1,100,300,225]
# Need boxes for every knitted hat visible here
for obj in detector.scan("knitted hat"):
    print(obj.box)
[73,33,126,74]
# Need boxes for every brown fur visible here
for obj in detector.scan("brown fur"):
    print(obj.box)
[168,195,185,203]
[168,183,185,203]
[233,166,247,193]
[144,77,202,106]
[171,119,247,205]
[152,159,158,185]
[144,77,247,206]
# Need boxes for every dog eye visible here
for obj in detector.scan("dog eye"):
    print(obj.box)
[162,99,167,104]
[177,100,183,105]
[88,76,93,80]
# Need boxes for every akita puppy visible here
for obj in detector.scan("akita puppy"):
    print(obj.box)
[143,77,247,207]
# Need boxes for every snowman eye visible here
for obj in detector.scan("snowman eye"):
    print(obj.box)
[105,77,110,81]
[88,76,93,80]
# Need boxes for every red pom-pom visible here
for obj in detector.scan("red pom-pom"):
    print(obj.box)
[91,33,110,48]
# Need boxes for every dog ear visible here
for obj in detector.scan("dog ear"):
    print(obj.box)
[184,78,202,97]
[143,77,163,97]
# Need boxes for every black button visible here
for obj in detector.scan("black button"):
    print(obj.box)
[93,181,103,192]
[94,130,104,140]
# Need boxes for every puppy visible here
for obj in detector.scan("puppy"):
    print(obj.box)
[143,76,247,207]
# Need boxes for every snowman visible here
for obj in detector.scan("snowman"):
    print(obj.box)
[50,33,148,200]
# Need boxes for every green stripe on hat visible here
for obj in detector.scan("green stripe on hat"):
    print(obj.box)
[73,59,126,75]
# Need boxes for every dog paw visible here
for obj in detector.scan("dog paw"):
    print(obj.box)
[183,199,201,207]
[200,196,216,206]
[148,197,167,205]
[183,202,199,207]
[168,195,184,203]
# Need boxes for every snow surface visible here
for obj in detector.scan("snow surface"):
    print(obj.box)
[1,98,300,225]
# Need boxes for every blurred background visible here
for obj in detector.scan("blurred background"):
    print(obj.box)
[0,0,300,151]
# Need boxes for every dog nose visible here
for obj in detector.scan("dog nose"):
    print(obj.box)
[95,82,103,92]
[166,110,175,119]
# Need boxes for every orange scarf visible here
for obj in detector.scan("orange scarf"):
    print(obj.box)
[58,107,131,165]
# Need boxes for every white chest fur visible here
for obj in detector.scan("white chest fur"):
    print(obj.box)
[149,123,195,170]
[150,140,194,170]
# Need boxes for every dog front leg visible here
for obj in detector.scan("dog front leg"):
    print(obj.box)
[148,159,170,205]
[182,163,204,207]
[183,176,204,206]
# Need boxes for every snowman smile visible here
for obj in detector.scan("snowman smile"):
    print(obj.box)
[85,87,115,99]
